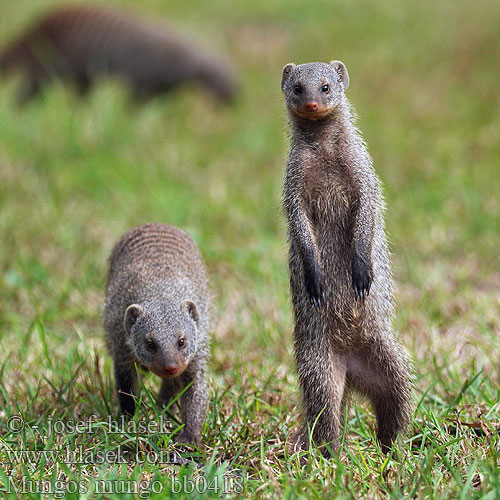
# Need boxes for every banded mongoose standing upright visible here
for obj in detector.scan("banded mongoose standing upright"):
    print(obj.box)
[0,6,237,104]
[104,223,210,446]
[281,61,412,454]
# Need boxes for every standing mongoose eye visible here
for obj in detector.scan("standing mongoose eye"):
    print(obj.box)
[178,338,186,349]
[294,84,302,95]
[321,84,330,93]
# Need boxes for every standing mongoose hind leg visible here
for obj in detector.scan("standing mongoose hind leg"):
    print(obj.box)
[346,337,412,453]
[290,317,348,458]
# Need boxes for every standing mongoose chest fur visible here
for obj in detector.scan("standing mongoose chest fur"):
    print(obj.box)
[103,223,210,447]
[281,61,412,455]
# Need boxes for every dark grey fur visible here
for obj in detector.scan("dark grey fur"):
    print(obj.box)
[281,61,412,455]
[104,223,210,446]
[0,6,237,104]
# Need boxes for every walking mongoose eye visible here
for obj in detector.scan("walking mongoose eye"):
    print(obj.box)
[281,60,413,456]
[104,223,211,447]
[145,339,157,352]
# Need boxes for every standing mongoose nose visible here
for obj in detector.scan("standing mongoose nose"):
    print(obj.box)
[162,365,179,376]
[304,101,319,111]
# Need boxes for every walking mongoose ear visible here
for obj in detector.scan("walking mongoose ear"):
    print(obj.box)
[183,300,200,328]
[329,60,349,90]
[124,304,144,334]
[281,63,296,91]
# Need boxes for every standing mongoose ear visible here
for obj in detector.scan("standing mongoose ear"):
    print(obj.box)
[124,304,144,334]
[281,63,296,91]
[329,60,349,90]
[183,300,200,328]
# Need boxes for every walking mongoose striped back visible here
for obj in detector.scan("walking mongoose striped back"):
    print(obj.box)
[281,61,412,455]
[104,223,210,446]
[0,6,237,104]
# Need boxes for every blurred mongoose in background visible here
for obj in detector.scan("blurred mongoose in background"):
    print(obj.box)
[0,6,237,104]
[104,223,210,446]
[281,60,412,455]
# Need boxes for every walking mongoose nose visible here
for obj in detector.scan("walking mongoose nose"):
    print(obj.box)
[281,60,413,456]
[103,223,211,447]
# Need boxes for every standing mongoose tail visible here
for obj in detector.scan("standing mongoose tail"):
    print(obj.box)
[0,6,237,105]
[104,223,211,447]
[281,61,412,456]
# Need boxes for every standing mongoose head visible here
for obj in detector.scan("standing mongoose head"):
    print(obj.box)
[281,61,349,120]
[123,298,201,378]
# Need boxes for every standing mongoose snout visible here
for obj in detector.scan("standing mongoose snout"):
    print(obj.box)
[282,60,412,455]
[104,223,211,447]
[0,6,237,104]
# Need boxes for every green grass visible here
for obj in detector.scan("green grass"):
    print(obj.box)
[0,0,499,498]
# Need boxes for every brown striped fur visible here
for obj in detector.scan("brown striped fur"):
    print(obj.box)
[0,6,237,104]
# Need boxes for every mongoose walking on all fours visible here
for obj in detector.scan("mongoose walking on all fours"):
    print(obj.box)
[0,6,237,104]
[104,223,210,446]
[281,61,412,454]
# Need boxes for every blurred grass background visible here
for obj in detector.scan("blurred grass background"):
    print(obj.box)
[0,0,499,498]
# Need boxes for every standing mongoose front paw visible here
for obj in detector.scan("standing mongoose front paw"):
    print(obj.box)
[352,253,372,300]
[304,262,326,309]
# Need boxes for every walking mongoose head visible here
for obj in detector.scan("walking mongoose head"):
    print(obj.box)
[124,298,201,378]
[281,61,349,120]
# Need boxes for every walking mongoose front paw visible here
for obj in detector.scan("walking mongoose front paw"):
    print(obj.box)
[352,253,372,301]
[176,430,201,448]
